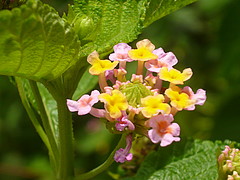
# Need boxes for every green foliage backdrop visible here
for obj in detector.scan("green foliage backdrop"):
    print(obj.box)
[0,0,240,179]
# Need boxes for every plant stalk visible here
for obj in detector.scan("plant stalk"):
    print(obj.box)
[75,134,126,180]
[55,94,75,180]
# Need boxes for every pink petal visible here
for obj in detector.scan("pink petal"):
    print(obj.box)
[162,114,174,123]
[153,48,165,57]
[77,105,91,115]
[109,43,132,62]
[67,99,79,112]
[168,123,180,136]
[89,90,100,105]
[148,129,162,143]
[160,133,180,147]
[159,52,178,67]
[194,89,206,105]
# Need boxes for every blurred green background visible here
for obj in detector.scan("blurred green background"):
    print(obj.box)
[1,0,240,179]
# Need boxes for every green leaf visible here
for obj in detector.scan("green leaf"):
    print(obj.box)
[70,0,197,57]
[124,139,221,180]
[0,0,80,82]
[143,0,197,27]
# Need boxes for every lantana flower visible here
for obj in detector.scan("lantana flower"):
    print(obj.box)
[145,48,178,73]
[159,67,192,85]
[67,90,100,115]
[147,114,180,147]
[141,94,171,118]
[67,39,207,163]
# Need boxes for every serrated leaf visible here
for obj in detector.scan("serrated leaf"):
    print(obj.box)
[70,0,197,57]
[143,0,197,27]
[124,139,221,180]
[0,0,80,82]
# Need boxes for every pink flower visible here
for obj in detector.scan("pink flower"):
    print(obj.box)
[109,43,133,62]
[67,90,100,115]
[114,135,133,163]
[182,86,206,110]
[145,48,178,73]
[115,113,135,131]
[148,114,180,147]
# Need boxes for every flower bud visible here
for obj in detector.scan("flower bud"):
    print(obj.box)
[218,146,240,179]
[74,15,95,40]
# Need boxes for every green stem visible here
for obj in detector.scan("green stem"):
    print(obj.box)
[16,77,51,152]
[28,80,59,171]
[55,94,74,180]
[75,134,126,180]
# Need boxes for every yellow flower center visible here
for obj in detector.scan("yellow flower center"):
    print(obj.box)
[141,95,171,118]
[158,67,192,84]
[98,90,128,118]
[165,88,194,111]
[128,47,158,61]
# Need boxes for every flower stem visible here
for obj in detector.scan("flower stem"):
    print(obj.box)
[75,134,127,180]
[137,61,144,75]
[55,94,75,180]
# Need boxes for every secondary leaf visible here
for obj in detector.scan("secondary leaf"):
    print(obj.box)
[0,0,80,82]
[124,139,221,180]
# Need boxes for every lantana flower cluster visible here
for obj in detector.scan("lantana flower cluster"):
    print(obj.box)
[67,39,206,163]
[218,146,240,180]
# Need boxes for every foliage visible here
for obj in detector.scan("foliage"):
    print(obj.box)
[1,0,240,180]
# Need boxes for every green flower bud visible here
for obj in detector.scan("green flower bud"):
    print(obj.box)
[218,146,240,179]
[119,82,153,108]
[74,15,95,40]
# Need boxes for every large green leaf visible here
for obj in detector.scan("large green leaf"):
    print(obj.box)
[70,0,197,58]
[0,0,80,82]
[123,139,225,180]
[143,0,197,27]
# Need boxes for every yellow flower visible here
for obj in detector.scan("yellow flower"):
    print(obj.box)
[141,94,171,118]
[98,90,128,118]
[165,88,195,111]
[158,67,192,84]
[128,39,158,61]
[88,51,118,75]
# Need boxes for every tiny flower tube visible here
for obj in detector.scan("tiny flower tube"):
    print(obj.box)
[141,94,171,118]
[147,114,180,147]
[114,68,127,82]
[128,39,158,75]
[105,70,116,84]
[98,90,128,119]
[114,134,133,163]
[67,90,100,115]
[158,67,192,85]
[115,112,135,131]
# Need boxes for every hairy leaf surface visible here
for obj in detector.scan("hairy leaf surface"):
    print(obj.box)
[0,0,80,82]
[71,0,197,58]
[124,139,222,180]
